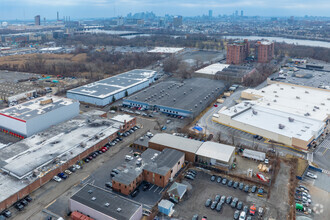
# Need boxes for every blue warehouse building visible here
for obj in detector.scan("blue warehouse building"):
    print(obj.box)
[123,78,226,118]
[67,69,157,106]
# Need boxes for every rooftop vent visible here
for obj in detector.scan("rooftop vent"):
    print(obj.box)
[280,88,284,90]
[273,99,277,102]
[321,103,325,105]
[195,104,197,108]
[288,117,294,122]
[117,208,122,212]
[91,197,96,201]
[279,124,285,129]
[88,190,93,194]
[184,92,186,95]
[252,110,258,115]
[275,95,279,98]
[314,106,319,109]
[261,90,265,93]
[304,112,310,116]
[173,98,176,102]
[291,87,295,89]
[273,91,277,93]
[296,96,300,99]
[234,108,237,113]
[190,88,193,91]
[267,103,270,106]
[105,203,110,207]
[305,91,309,94]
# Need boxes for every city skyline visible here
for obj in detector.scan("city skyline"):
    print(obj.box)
[0,0,330,20]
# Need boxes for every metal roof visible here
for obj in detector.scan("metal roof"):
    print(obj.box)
[196,142,235,163]
[149,133,202,154]
[71,184,142,220]
[242,149,266,161]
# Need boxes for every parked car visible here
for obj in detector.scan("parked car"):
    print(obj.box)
[210,201,217,210]
[227,180,233,187]
[239,182,244,190]
[112,169,120,174]
[257,136,263,140]
[234,210,240,220]
[192,214,198,220]
[244,185,250,193]
[84,158,90,163]
[253,135,259,139]
[306,172,317,179]
[1,210,11,218]
[125,155,134,161]
[243,205,248,213]
[143,182,151,191]
[210,175,216,181]
[216,202,223,212]
[74,164,81,169]
[237,201,243,210]
[69,166,76,172]
[58,173,67,179]
[131,189,140,197]
[20,199,28,206]
[251,185,257,193]
[205,199,212,207]
[220,195,226,204]
[231,198,238,208]
[64,170,72,175]
[215,194,221,203]
[226,196,232,204]
[53,176,62,182]
[15,203,24,211]
[110,172,117,177]
[25,195,33,202]
[233,181,239,189]
[222,178,227,185]
[105,182,112,188]
[216,176,221,183]
[189,170,197,175]
[185,174,195,180]
[239,211,247,220]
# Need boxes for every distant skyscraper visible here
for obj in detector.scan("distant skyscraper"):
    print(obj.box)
[209,10,213,18]
[57,12,59,21]
[173,16,182,28]
[235,10,238,17]
[241,10,243,16]
[34,15,40,26]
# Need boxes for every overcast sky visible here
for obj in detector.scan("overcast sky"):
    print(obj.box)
[0,0,329,20]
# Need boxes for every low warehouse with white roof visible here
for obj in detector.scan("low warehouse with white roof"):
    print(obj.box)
[67,69,157,106]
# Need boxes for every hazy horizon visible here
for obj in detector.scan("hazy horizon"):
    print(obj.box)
[0,0,330,20]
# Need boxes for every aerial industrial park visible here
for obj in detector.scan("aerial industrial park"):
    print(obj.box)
[0,2,330,220]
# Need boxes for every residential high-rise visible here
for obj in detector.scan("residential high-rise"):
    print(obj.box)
[209,10,213,18]
[173,15,182,28]
[226,39,250,65]
[255,41,275,63]
[34,15,40,26]
[241,10,244,16]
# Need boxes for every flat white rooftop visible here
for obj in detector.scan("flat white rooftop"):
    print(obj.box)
[196,141,235,163]
[111,114,134,123]
[243,83,330,122]
[148,47,184,54]
[0,95,76,121]
[221,102,325,141]
[195,63,230,75]
[67,69,156,99]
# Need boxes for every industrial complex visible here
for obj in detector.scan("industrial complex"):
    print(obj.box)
[123,78,226,118]
[67,69,157,106]
[0,112,136,212]
[0,95,79,137]
[213,82,330,151]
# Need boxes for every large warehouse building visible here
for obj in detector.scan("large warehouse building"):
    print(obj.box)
[0,95,79,137]
[123,78,226,118]
[67,69,157,106]
[0,113,136,212]
[213,82,329,151]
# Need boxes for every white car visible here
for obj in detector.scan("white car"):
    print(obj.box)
[64,170,72,175]
[264,159,269,164]
[125,155,134,161]
[74,164,81,170]
[239,211,246,220]
[306,172,317,179]
[53,176,62,182]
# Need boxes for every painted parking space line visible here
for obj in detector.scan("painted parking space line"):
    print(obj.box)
[158,188,164,194]
[154,186,159,193]
[149,184,154,191]
[45,199,57,209]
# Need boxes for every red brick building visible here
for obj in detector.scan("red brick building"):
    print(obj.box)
[226,39,250,65]
[255,41,274,63]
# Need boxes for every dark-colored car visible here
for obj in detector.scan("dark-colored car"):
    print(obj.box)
[251,185,257,193]
[227,180,233,187]
[217,176,222,183]
[210,175,216,181]
[105,182,112,188]
[247,217,252,220]
[192,214,198,220]
[210,201,217,210]
[243,205,249,213]
[187,171,196,177]
[215,194,221,203]
[15,203,24,211]
[239,182,244,190]
[84,158,90,163]
[112,169,120,174]
[222,178,227,185]
[131,189,140,197]
[91,153,97,158]
[233,181,239,189]
[185,174,195,180]
[244,185,250,193]
[253,135,259,139]
[1,210,11,218]
[189,170,197,175]
[231,198,238,208]
[216,202,223,212]
[21,199,28,206]
[25,195,33,202]
[110,171,117,177]
[69,166,76,172]
[234,210,240,220]
[226,196,232,204]
[143,182,151,191]
[237,201,243,210]
[57,172,67,179]
[88,155,93,160]
[205,199,212,207]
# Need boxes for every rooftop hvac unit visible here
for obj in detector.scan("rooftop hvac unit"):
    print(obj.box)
[184,92,186,95]
[195,104,197,108]
[273,91,277,93]
[267,103,270,105]
[273,99,277,102]
[280,88,284,90]
[261,90,265,93]
[244,102,248,106]
[279,124,285,129]
[305,91,309,94]
[105,203,110,207]
[288,117,294,122]
[314,106,319,109]
[91,197,96,201]
[234,108,237,113]
[296,96,300,99]
[252,109,257,115]
[88,190,93,194]
[291,87,295,89]
[173,98,176,102]
[304,112,310,116]
[321,103,325,105]
[190,88,193,91]
[117,208,122,212]
[200,100,202,104]
[275,95,279,97]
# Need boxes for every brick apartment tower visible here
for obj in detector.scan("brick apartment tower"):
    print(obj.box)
[226,39,250,65]
[255,41,275,63]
